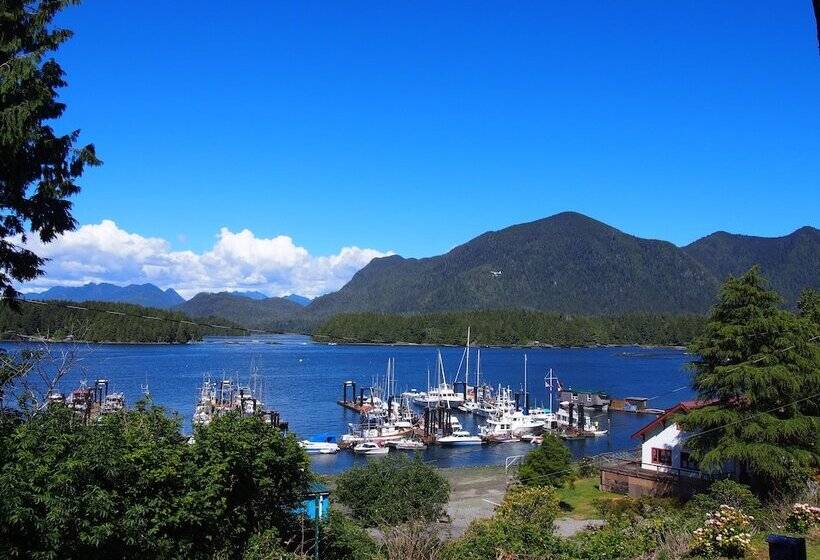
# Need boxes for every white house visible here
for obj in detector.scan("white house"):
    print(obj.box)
[634,400,707,477]
[600,399,738,497]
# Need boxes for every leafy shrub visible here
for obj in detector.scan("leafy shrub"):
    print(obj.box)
[242,530,300,560]
[439,516,562,560]
[440,484,562,559]
[497,485,560,526]
[335,454,449,526]
[687,479,761,518]
[593,495,679,521]
[786,503,820,534]
[320,511,382,560]
[518,434,573,487]
[690,505,754,558]
[0,406,311,559]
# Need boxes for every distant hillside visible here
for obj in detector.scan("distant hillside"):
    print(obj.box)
[683,226,820,306]
[315,310,707,347]
[31,282,185,309]
[176,292,307,330]
[0,300,207,343]
[307,212,722,316]
[23,215,818,330]
[230,291,269,300]
[285,294,311,306]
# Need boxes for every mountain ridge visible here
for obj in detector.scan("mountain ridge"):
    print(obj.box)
[30,282,185,309]
[22,214,818,330]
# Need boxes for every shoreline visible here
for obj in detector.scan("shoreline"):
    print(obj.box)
[0,338,199,346]
[312,338,687,351]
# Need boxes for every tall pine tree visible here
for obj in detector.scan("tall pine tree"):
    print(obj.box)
[679,267,820,493]
[1,0,99,301]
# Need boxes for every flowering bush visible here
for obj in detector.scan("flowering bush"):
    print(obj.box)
[690,505,753,558]
[786,503,820,534]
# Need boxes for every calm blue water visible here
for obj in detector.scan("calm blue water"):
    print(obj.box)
[0,335,694,474]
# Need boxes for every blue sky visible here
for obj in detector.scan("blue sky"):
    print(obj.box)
[32,1,820,296]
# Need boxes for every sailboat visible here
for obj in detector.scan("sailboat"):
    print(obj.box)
[527,368,559,429]
[458,339,481,413]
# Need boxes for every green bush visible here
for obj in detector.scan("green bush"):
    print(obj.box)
[690,505,754,558]
[786,503,820,535]
[335,454,449,526]
[320,511,382,560]
[594,495,681,521]
[497,485,560,526]
[687,480,761,520]
[440,516,562,560]
[518,434,573,487]
[0,405,311,559]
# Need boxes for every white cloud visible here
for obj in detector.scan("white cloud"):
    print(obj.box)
[17,220,392,299]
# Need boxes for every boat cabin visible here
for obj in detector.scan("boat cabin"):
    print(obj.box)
[558,388,610,411]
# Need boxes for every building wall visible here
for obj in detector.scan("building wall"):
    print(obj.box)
[643,424,682,469]
[600,469,710,498]
[640,424,738,479]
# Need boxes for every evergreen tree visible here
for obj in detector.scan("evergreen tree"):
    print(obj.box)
[678,267,820,492]
[518,434,573,487]
[1,0,99,301]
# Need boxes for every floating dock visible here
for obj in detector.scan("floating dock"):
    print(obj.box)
[610,396,664,414]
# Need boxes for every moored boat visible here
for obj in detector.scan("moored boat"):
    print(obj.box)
[300,434,340,454]
[393,439,426,450]
[437,429,483,446]
[353,441,390,455]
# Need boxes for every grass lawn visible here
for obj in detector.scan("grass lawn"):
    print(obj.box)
[555,476,619,519]
[808,531,820,560]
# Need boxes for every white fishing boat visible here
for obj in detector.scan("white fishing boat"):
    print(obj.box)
[480,355,545,441]
[458,400,480,413]
[437,429,483,446]
[480,409,544,440]
[414,351,465,405]
[300,434,340,454]
[394,439,426,450]
[353,441,389,455]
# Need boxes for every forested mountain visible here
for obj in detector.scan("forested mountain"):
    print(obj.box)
[22,215,818,333]
[285,294,312,306]
[176,292,306,330]
[683,226,820,306]
[307,212,722,316]
[314,310,707,347]
[0,301,210,343]
[230,291,268,300]
[31,282,185,309]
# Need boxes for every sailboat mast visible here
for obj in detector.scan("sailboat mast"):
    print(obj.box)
[549,369,553,414]
[438,350,447,386]
[523,354,528,414]
[465,326,470,398]
[476,348,481,402]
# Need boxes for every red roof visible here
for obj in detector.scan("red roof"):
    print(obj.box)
[631,399,715,440]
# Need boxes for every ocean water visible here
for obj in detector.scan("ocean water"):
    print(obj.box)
[0,335,694,474]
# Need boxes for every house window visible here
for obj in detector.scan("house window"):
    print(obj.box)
[586,394,592,402]
[651,447,672,466]
[680,451,698,471]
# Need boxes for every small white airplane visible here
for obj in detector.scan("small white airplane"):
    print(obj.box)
[490,270,502,277]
